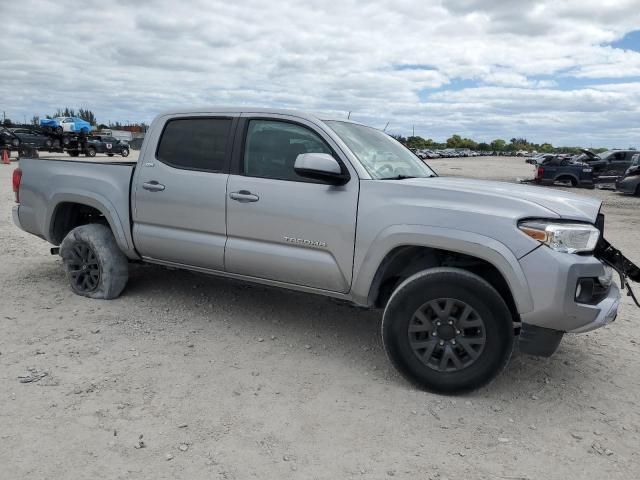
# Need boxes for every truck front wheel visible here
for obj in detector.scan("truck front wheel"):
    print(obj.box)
[60,224,128,299]
[382,268,514,394]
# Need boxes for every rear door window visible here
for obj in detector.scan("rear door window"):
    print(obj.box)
[156,117,232,172]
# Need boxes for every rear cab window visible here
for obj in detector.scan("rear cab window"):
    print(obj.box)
[156,117,232,172]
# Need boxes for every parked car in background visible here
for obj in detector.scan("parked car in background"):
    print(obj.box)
[9,127,56,149]
[581,149,637,180]
[40,116,92,134]
[83,136,130,157]
[1,127,18,148]
[533,157,594,188]
[615,153,640,196]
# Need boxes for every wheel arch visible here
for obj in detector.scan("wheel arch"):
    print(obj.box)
[46,193,134,258]
[554,173,578,185]
[351,225,534,316]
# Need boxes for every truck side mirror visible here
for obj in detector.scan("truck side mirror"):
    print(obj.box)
[294,153,349,185]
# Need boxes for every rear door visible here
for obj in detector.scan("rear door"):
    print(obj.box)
[225,115,359,292]
[132,114,237,270]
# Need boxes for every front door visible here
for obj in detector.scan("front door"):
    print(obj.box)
[225,116,359,292]
[132,115,236,270]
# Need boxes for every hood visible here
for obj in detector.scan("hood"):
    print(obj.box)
[580,149,601,160]
[398,177,602,223]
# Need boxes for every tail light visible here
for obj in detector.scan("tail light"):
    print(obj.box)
[536,166,544,180]
[12,168,22,203]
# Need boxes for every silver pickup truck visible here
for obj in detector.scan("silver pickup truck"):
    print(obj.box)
[11,108,639,393]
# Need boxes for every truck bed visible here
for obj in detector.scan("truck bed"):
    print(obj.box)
[15,157,138,258]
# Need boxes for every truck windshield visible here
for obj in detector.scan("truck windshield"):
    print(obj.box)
[326,121,436,179]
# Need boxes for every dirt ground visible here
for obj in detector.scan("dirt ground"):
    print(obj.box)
[1,153,639,480]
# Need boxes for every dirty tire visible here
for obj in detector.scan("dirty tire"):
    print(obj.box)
[555,176,577,187]
[60,224,128,299]
[382,267,514,394]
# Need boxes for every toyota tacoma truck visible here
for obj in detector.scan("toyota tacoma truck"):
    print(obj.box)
[11,108,639,393]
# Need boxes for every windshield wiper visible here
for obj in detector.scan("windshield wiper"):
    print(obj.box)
[379,175,436,180]
[379,175,417,180]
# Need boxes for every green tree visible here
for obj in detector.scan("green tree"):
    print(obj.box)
[539,143,554,153]
[490,139,506,151]
[78,108,97,125]
[446,134,463,148]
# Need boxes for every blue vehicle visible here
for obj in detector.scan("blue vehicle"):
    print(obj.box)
[40,116,92,134]
[533,157,594,188]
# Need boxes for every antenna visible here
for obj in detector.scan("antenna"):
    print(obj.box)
[347,111,351,119]
[383,121,390,132]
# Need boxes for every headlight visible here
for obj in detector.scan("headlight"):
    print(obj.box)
[518,220,600,253]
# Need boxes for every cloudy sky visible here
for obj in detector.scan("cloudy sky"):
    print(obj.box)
[2,0,640,147]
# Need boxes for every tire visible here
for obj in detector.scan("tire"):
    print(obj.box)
[60,224,128,299]
[86,147,96,157]
[107,153,114,157]
[44,138,53,148]
[382,267,514,394]
[68,150,80,157]
[121,148,129,157]
[55,126,63,134]
[555,176,577,187]
[11,138,20,147]
[635,184,640,197]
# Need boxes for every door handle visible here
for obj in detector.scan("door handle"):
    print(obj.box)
[142,181,165,192]
[229,190,259,203]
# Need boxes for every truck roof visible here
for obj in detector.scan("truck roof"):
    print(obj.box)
[155,107,366,126]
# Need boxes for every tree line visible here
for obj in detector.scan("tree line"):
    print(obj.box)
[390,133,608,154]
[0,107,147,132]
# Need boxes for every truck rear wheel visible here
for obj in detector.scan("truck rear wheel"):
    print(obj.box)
[382,268,514,394]
[60,224,128,299]
[555,176,577,187]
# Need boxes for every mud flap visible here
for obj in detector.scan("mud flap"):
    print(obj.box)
[595,238,640,307]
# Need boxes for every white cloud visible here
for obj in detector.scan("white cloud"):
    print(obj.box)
[0,0,639,146]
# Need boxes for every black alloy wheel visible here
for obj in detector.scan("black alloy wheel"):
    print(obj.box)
[408,298,486,372]
[65,242,101,293]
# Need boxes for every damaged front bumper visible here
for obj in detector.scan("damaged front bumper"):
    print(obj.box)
[517,231,638,357]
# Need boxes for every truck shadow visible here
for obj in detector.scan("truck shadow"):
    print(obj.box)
[14,259,608,398]
[123,263,606,397]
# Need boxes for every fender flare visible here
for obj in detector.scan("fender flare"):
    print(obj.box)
[350,224,534,314]
[45,191,131,255]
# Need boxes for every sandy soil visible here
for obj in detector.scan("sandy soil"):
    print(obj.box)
[1,154,639,480]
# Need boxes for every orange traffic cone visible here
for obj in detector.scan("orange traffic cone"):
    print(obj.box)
[1,149,9,164]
